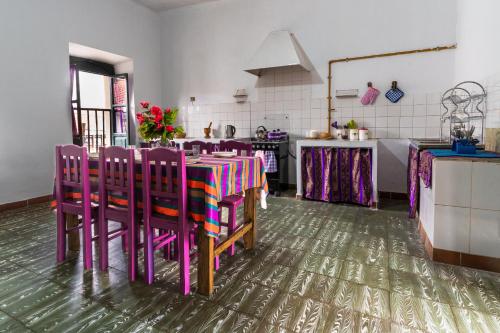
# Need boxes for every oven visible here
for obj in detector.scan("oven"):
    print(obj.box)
[251,138,289,196]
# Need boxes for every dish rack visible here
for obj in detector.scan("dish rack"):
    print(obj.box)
[440,81,486,144]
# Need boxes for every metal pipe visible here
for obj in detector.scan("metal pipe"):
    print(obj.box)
[327,44,457,135]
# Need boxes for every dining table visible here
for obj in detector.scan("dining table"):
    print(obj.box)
[54,150,268,295]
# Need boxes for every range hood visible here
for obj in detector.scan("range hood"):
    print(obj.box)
[244,30,313,77]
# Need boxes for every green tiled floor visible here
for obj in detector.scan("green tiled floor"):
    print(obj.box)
[0,198,499,332]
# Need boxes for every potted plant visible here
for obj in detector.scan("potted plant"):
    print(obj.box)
[347,120,358,141]
[135,101,184,147]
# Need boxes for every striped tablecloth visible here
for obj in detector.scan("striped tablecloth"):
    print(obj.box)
[53,154,268,238]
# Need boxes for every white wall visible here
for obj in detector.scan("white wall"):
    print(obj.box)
[0,0,162,204]
[160,0,458,191]
[455,0,500,129]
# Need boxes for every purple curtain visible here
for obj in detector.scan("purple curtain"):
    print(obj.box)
[407,146,419,218]
[69,65,78,136]
[301,147,373,206]
[418,151,433,188]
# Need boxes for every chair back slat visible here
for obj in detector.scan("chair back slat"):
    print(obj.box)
[142,148,187,224]
[118,159,125,187]
[99,146,134,195]
[55,145,90,203]
[220,140,253,156]
[183,140,213,154]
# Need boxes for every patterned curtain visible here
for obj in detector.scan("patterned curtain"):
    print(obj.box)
[407,146,419,218]
[301,147,373,206]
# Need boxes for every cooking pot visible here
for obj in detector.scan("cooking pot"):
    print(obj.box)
[255,126,268,140]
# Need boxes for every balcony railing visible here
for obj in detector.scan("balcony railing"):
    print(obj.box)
[73,107,112,153]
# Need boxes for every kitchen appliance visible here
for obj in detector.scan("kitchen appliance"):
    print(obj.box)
[255,126,268,140]
[225,125,236,138]
[267,129,287,141]
[244,30,313,77]
[251,135,289,196]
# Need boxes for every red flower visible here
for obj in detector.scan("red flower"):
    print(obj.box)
[140,101,150,109]
[165,108,171,113]
[136,113,144,124]
[150,105,162,115]
[154,112,163,123]
[156,123,163,130]
[166,125,174,133]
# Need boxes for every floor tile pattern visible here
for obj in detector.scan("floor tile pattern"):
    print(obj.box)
[0,198,499,332]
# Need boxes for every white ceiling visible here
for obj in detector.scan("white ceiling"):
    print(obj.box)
[133,0,220,11]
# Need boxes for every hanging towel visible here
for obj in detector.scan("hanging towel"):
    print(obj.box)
[385,81,405,103]
[264,151,278,173]
[361,87,380,105]
[255,150,265,164]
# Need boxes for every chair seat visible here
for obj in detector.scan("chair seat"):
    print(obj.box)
[219,194,244,207]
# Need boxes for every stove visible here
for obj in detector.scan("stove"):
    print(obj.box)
[251,138,289,196]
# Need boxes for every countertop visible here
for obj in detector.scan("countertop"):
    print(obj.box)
[296,139,378,148]
[410,138,485,151]
[173,137,252,143]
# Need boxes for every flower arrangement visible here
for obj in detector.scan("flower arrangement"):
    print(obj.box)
[135,101,184,144]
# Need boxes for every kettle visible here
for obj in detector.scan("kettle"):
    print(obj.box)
[225,125,236,138]
[255,126,268,140]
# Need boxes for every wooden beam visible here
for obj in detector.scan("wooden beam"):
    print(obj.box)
[214,223,252,257]
[197,229,214,296]
[243,188,257,250]
[67,214,80,251]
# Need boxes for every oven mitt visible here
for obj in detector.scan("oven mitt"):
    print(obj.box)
[361,85,380,105]
[385,81,404,103]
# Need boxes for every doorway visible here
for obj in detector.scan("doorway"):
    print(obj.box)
[70,56,130,152]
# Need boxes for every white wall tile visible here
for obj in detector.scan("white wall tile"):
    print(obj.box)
[387,117,400,128]
[400,116,412,128]
[426,115,441,127]
[412,127,425,138]
[387,128,400,138]
[376,117,388,128]
[413,116,426,127]
[471,162,500,210]
[434,205,470,253]
[434,160,472,207]
[470,209,500,258]
[414,105,427,116]
[400,127,413,139]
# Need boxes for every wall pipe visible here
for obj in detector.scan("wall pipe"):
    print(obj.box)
[327,44,457,135]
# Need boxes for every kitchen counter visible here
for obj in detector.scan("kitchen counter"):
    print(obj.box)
[410,138,485,150]
[418,156,500,272]
[296,139,378,206]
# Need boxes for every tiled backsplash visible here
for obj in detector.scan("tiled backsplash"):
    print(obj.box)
[179,68,449,140]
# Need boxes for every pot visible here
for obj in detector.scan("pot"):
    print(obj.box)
[255,126,268,140]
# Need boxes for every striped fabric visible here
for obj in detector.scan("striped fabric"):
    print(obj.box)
[52,155,268,238]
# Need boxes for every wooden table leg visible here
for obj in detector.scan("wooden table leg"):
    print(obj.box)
[66,214,80,251]
[243,188,257,250]
[197,228,214,296]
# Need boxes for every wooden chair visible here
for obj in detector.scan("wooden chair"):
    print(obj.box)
[183,140,213,154]
[55,144,98,270]
[141,147,192,295]
[219,140,253,157]
[217,140,253,259]
[98,146,138,281]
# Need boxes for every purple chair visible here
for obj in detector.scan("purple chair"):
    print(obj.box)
[98,146,138,281]
[55,145,97,270]
[217,140,253,258]
[141,147,191,295]
[183,140,213,154]
[219,140,253,156]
